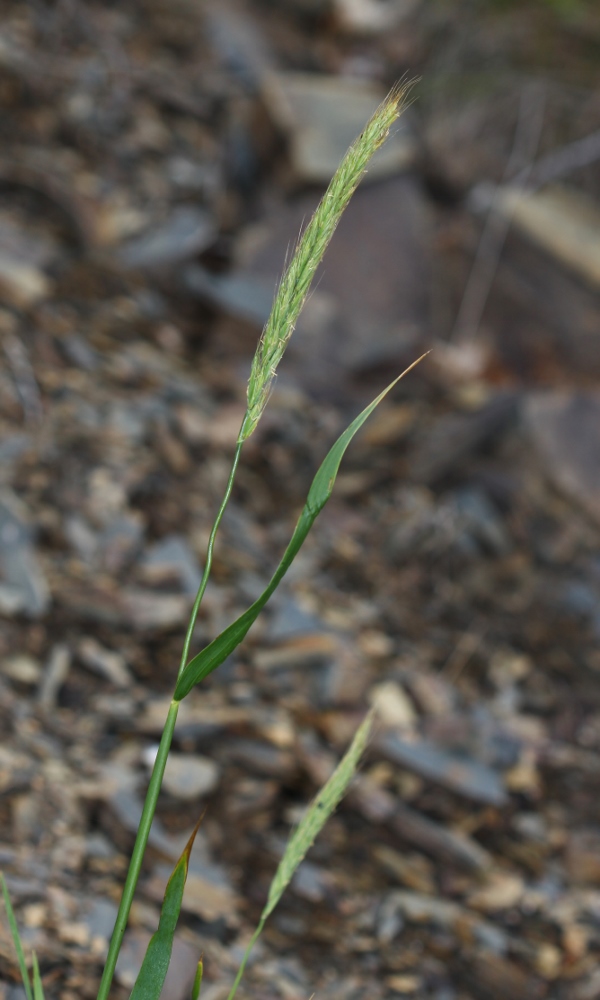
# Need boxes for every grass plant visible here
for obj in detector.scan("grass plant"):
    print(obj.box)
[1,81,421,999]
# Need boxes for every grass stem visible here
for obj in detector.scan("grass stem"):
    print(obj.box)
[96,442,244,1000]
[96,700,179,1000]
[94,81,415,1000]
[177,441,243,682]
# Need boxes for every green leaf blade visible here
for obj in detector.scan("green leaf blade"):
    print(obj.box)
[1,873,34,1000]
[263,708,374,920]
[174,355,427,702]
[305,356,425,514]
[32,953,45,1000]
[128,818,202,1000]
[128,863,186,1000]
[191,959,203,1000]
[174,509,312,701]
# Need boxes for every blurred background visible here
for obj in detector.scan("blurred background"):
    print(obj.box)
[0,1,600,998]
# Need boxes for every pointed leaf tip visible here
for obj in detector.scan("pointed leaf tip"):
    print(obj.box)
[32,953,45,1000]
[128,814,205,1000]
[182,810,206,867]
[305,353,429,516]
[192,958,203,1000]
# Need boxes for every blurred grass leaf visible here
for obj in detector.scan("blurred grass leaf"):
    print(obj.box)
[1,872,34,1000]
[32,953,45,1000]
[265,708,374,917]
[226,710,374,1000]
[128,817,203,1000]
[175,355,426,701]
[191,958,203,1000]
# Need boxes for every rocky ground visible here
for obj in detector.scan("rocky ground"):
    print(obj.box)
[1,1,600,998]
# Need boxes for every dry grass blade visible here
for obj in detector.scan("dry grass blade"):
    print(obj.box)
[226,710,375,1000]
[264,709,374,918]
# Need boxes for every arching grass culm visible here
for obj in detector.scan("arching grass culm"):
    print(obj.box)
[1,81,422,1000]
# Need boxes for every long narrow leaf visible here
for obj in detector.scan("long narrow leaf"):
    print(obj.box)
[191,959,203,1000]
[175,355,426,701]
[1,873,34,1000]
[227,710,374,1000]
[264,709,374,918]
[32,953,45,1000]
[128,817,203,1000]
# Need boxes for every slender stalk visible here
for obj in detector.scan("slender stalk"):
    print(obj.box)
[96,701,179,1000]
[177,441,243,681]
[226,922,264,1000]
[96,442,244,1000]
[96,83,415,1000]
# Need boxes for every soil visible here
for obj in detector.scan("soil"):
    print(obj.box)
[1,2,600,999]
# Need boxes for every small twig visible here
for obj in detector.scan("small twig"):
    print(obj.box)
[519,126,600,191]
[450,83,546,346]
[443,628,485,683]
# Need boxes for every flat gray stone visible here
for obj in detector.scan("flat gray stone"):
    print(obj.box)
[0,490,49,617]
[160,752,220,801]
[236,175,430,401]
[119,206,216,270]
[262,72,416,184]
[374,732,508,807]
[139,535,202,597]
[524,391,600,525]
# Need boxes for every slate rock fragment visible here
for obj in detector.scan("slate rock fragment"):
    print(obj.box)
[0,213,55,308]
[524,391,600,526]
[374,731,508,808]
[0,256,50,309]
[139,535,203,597]
[55,581,190,630]
[118,205,216,270]
[236,175,431,400]
[182,263,274,327]
[77,638,131,688]
[142,749,220,801]
[333,0,421,35]
[0,490,49,617]
[1,653,42,686]
[262,72,416,184]
[494,184,600,292]
[462,950,545,1000]
[409,393,518,486]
